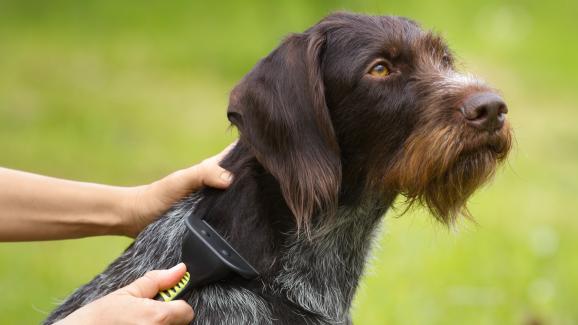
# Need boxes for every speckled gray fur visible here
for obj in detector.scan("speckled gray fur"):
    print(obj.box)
[45,194,388,325]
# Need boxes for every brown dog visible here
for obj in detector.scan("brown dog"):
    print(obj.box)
[47,12,511,325]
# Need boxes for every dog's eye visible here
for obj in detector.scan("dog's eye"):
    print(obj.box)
[369,63,389,77]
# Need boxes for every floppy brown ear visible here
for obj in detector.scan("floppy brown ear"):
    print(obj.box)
[227,30,341,230]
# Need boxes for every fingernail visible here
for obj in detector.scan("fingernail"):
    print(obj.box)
[220,171,233,183]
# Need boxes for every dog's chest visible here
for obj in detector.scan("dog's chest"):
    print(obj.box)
[271,204,387,321]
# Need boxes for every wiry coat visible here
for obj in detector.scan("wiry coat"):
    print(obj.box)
[46,12,511,324]
[46,149,390,324]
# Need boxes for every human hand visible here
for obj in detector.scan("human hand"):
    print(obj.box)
[55,263,194,325]
[121,142,236,237]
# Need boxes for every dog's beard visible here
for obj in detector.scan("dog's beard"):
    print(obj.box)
[382,121,512,224]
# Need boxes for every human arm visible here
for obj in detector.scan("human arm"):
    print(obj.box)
[0,143,234,241]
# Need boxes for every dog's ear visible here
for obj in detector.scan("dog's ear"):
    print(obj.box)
[227,30,341,231]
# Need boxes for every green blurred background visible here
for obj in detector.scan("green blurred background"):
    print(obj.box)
[1,0,577,324]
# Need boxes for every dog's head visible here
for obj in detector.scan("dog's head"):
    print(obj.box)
[227,12,512,229]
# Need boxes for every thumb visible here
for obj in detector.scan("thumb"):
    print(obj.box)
[117,263,187,298]
[201,165,233,189]
[196,141,237,189]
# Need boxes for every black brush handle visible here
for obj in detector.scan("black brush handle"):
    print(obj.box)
[182,216,259,281]
[154,210,260,302]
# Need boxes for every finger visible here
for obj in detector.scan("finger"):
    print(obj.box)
[162,300,195,324]
[161,166,203,195]
[201,142,237,189]
[181,143,236,190]
[118,263,187,298]
[162,141,238,193]
[202,166,233,189]
[214,140,238,161]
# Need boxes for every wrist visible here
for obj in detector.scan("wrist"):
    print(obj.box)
[85,185,135,238]
[114,186,146,238]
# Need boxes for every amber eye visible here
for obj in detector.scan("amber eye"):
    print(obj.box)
[369,63,389,77]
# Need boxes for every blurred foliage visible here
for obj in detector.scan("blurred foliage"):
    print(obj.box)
[0,0,577,324]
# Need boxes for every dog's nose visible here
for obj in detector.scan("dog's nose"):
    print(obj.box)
[461,92,508,132]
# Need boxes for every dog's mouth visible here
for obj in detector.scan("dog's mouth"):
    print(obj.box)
[460,123,512,160]
[423,124,512,222]
[380,120,512,224]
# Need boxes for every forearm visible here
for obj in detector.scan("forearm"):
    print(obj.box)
[0,167,130,241]
[0,143,234,241]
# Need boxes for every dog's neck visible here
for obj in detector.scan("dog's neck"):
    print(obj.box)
[195,143,393,319]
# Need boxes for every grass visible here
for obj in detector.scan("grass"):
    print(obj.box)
[0,1,577,324]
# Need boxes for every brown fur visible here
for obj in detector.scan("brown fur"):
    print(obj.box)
[385,121,512,223]
[46,13,513,325]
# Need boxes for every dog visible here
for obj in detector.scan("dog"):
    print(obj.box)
[45,12,512,324]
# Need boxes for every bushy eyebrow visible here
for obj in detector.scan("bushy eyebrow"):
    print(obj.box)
[422,32,453,58]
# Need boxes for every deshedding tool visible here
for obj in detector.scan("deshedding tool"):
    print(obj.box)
[154,210,259,301]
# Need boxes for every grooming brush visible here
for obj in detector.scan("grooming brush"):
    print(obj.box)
[154,210,260,302]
